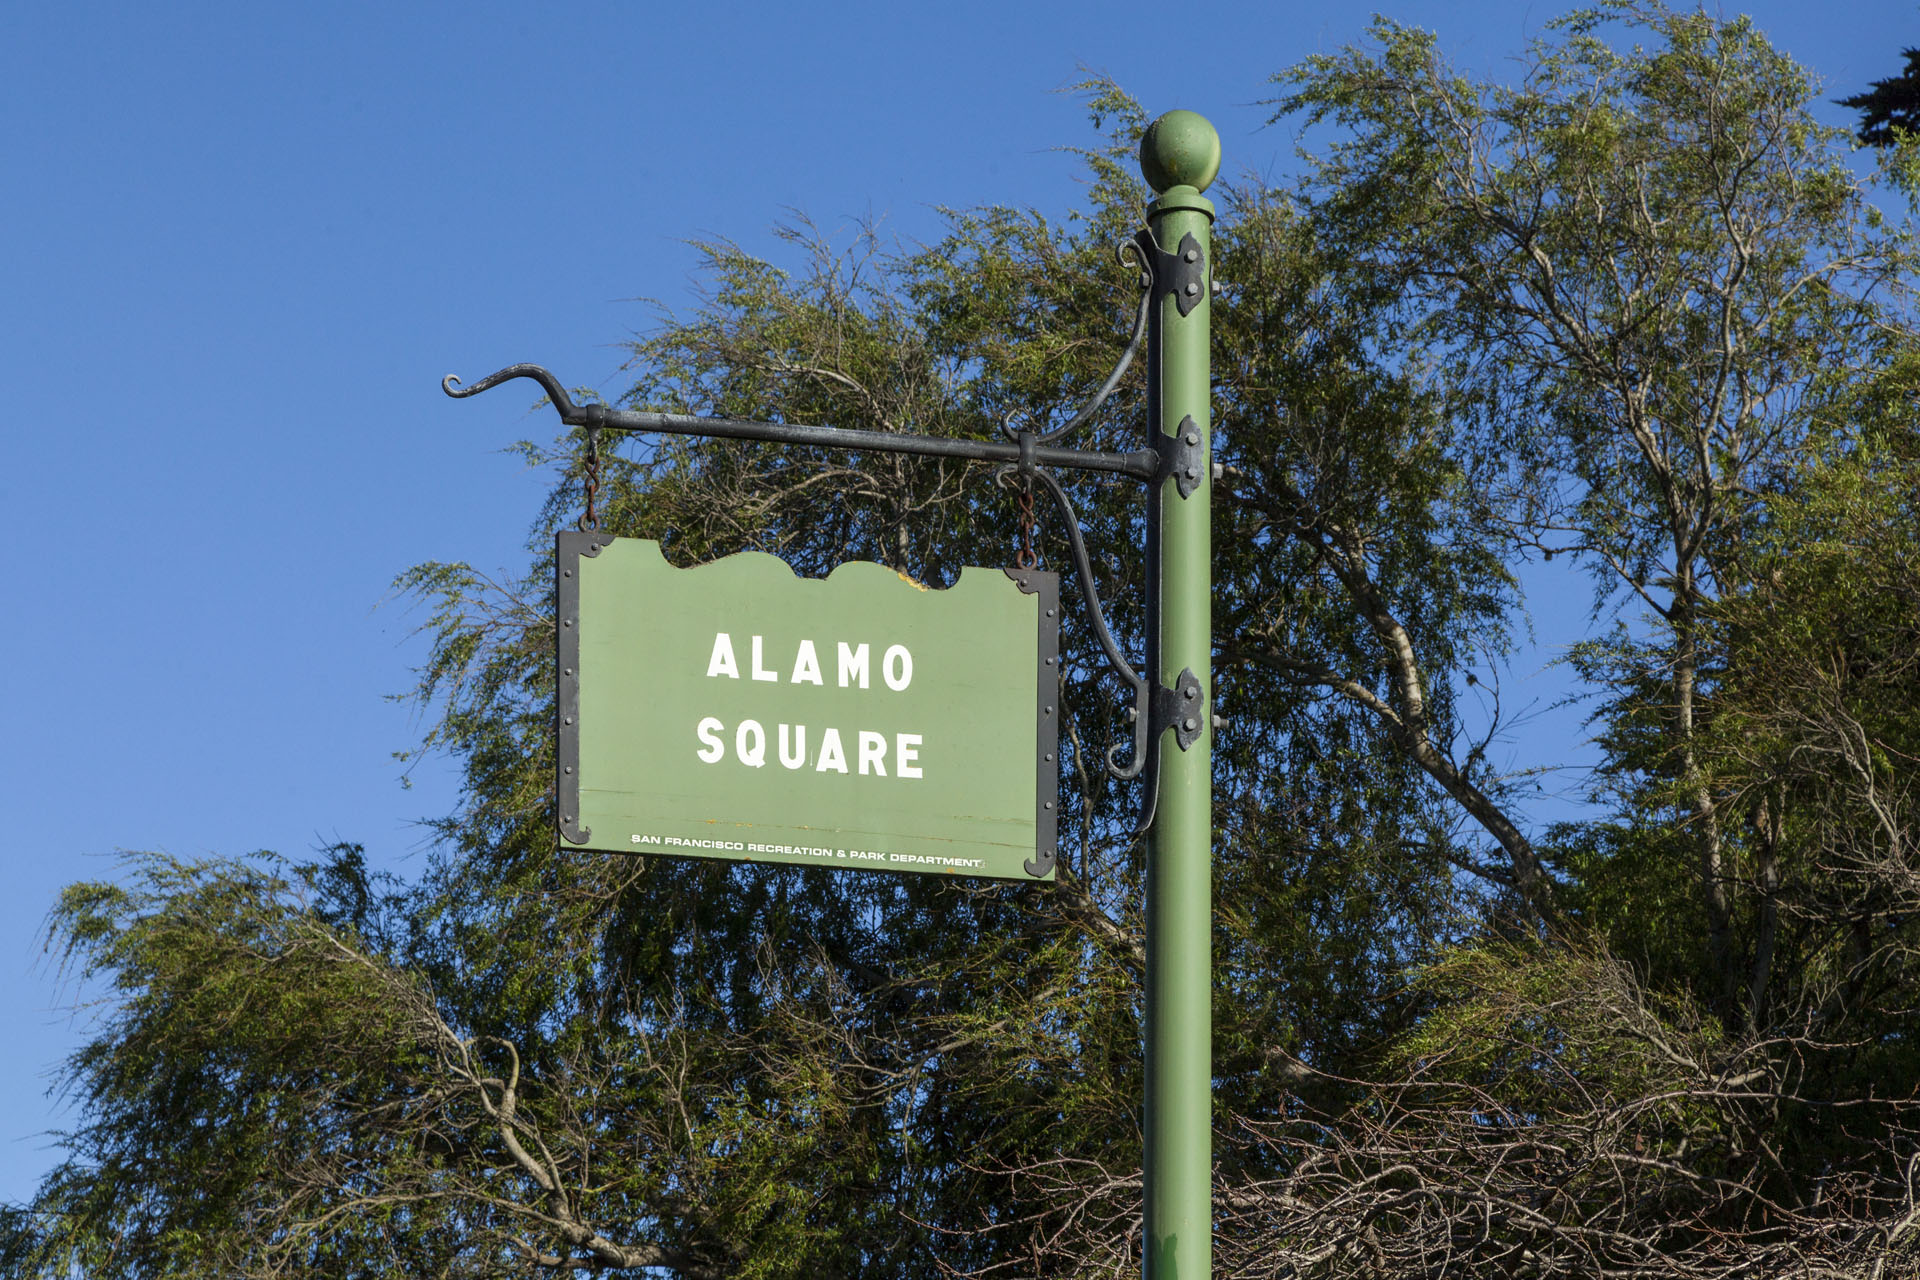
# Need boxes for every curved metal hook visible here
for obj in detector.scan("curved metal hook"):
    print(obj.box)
[1038,286,1152,446]
[999,240,1154,448]
[443,364,583,420]
[995,460,1151,782]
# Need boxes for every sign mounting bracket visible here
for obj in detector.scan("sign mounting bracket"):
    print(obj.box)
[447,232,1187,840]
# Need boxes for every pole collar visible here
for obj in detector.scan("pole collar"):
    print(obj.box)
[1147,187,1216,221]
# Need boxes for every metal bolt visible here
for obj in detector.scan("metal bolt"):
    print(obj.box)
[1184,431,1198,446]
[563,619,572,628]
[563,717,573,726]
[1046,656,1055,665]
[1211,461,1224,482]
[1212,714,1228,731]
[563,766,573,774]
[1212,278,1224,297]
[562,569,572,578]
[1184,282,1200,297]
[1183,717,1199,732]
[1183,247,1199,263]
[1183,686,1197,700]
[1046,608,1055,617]
[1045,705,1054,715]
[1183,467,1198,480]
[1044,753,1054,762]
[1044,801,1054,810]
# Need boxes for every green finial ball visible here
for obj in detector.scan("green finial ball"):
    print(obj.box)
[1139,110,1221,194]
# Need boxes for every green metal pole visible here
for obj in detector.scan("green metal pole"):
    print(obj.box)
[1139,112,1218,1280]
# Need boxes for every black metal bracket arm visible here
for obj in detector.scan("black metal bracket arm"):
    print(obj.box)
[1005,464,1153,782]
[1008,260,1153,447]
[443,365,1160,483]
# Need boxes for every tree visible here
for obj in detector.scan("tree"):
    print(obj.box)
[12,5,1920,1277]
[1841,47,1920,147]
[1278,0,1914,1008]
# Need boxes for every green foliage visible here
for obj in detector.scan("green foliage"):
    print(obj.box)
[25,850,446,1276]
[1395,935,1722,1106]
[15,7,1920,1277]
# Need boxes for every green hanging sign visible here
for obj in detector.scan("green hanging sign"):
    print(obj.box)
[556,533,1059,880]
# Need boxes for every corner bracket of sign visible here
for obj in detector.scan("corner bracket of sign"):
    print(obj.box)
[1003,568,1045,597]
[1151,668,1206,752]
[555,529,615,847]
[1005,568,1062,881]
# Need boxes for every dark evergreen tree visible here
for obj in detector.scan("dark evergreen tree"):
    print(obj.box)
[1840,46,1920,145]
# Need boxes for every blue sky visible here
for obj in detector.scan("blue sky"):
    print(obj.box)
[2,0,1911,1207]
